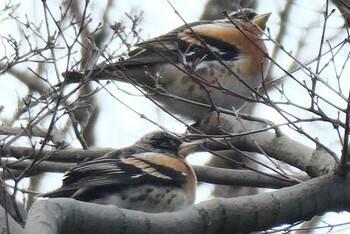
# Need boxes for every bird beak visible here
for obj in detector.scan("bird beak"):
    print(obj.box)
[178,141,202,158]
[251,12,271,30]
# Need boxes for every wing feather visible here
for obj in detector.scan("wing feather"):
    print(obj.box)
[42,153,186,198]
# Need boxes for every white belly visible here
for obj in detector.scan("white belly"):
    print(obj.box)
[91,185,194,213]
[151,58,267,120]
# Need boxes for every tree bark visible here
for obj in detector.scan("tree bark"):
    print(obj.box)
[25,173,350,234]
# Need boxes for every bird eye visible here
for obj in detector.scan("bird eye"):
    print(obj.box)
[154,139,179,150]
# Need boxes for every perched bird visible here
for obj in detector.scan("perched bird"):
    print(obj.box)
[42,131,199,213]
[63,9,271,120]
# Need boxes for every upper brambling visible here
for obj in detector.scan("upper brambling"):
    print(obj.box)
[41,131,199,213]
[63,9,271,121]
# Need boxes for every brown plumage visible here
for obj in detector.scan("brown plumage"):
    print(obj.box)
[63,9,271,120]
[41,131,199,213]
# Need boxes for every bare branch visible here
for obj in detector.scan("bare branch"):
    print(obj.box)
[24,174,350,234]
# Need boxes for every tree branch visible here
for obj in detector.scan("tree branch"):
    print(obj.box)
[194,165,308,189]
[0,205,24,234]
[0,156,307,189]
[24,173,350,234]
[192,113,337,176]
[1,114,337,178]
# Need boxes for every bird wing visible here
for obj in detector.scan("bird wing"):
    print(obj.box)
[61,20,241,82]
[42,152,187,198]
[122,20,239,67]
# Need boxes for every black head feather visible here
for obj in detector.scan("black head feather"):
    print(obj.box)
[135,131,183,155]
[228,8,258,21]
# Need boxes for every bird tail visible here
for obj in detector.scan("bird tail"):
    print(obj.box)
[61,64,126,84]
[39,188,76,198]
[61,71,86,83]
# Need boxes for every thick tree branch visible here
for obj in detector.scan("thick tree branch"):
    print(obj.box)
[0,184,26,225]
[0,205,24,234]
[25,173,350,234]
[193,113,337,176]
[194,165,308,189]
[0,147,112,163]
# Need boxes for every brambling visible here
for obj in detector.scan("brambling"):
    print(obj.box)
[63,9,271,120]
[41,131,199,213]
